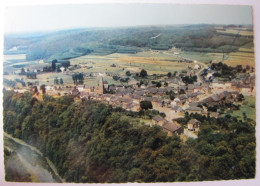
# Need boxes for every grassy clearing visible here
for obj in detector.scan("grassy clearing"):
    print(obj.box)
[139,118,152,126]
[231,96,256,121]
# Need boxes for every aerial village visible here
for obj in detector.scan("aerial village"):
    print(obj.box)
[6,58,255,139]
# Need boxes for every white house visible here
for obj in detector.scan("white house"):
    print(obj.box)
[60,66,65,73]
[77,85,85,92]
[194,64,201,70]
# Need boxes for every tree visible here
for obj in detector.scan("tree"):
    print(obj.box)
[72,73,84,84]
[52,59,57,72]
[78,73,84,84]
[26,72,37,79]
[33,86,38,94]
[20,68,26,75]
[236,65,243,73]
[56,67,61,72]
[60,78,64,85]
[72,74,76,84]
[54,77,59,84]
[182,75,197,85]
[167,72,172,78]
[192,75,197,82]
[169,94,175,100]
[62,61,71,69]
[238,94,244,102]
[40,84,46,94]
[140,69,148,78]
[156,82,162,88]
[113,76,120,81]
[179,89,185,94]
[126,71,131,76]
[43,66,52,72]
[140,101,153,110]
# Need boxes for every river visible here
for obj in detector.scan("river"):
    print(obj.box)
[4,133,64,183]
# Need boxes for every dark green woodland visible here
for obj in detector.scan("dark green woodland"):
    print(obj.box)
[3,90,255,182]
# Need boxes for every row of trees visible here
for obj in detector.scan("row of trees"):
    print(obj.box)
[54,77,64,85]
[43,59,71,72]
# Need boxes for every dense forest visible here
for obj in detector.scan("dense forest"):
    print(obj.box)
[3,90,255,182]
[4,25,253,62]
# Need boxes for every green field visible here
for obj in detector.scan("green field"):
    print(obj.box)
[179,46,254,68]
[216,29,253,36]
[3,43,255,88]
[231,96,256,121]
[68,51,193,86]
[3,25,255,87]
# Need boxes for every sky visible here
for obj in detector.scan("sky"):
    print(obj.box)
[4,4,253,33]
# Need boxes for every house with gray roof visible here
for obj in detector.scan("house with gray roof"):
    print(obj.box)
[185,106,202,114]
[135,90,145,96]
[147,87,158,95]
[187,119,200,132]
[171,106,183,113]
[152,115,165,126]
[160,121,183,136]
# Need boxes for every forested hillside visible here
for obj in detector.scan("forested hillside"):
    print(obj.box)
[4,25,253,62]
[3,90,255,182]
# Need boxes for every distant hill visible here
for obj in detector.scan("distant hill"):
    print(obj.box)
[4,24,254,62]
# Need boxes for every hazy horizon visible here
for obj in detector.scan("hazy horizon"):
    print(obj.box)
[5,4,253,34]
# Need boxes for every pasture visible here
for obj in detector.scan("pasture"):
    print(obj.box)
[216,29,253,36]
[3,44,255,88]
[70,51,190,75]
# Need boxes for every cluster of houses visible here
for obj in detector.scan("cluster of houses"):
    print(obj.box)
[151,115,201,137]
[209,74,255,96]
[8,59,255,137]
[29,74,252,137]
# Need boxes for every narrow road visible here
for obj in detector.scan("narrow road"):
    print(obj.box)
[195,61,207,84]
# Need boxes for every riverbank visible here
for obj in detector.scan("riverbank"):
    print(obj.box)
[4,132,64,183]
